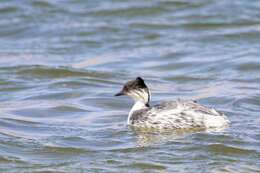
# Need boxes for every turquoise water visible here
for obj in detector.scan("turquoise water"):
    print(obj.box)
[0,0,260,172]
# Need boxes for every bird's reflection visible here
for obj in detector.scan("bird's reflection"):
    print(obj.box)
[130,126,227,147]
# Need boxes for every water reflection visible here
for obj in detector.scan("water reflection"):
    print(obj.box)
[131,124,231,147]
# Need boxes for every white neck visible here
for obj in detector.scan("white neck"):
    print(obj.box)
[128,89,151,105]
[127,101,147,124]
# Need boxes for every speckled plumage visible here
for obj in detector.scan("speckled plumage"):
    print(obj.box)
[129,100,229,129]
[115,77,229,129]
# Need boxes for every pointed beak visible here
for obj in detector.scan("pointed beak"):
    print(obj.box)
[114,90,124,96]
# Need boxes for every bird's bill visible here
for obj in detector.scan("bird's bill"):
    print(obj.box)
[114,90,124,96]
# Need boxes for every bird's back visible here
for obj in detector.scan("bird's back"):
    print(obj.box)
[129,100,229,129]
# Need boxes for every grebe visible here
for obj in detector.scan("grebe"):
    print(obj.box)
[115,77,229,129]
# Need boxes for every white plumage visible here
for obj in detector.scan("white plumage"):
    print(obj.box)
[115,77,229,129]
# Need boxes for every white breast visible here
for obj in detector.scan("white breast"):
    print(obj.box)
[128,101,147,124]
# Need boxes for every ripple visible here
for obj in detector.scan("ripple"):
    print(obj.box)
[121,162,166,170]
[165,75,214,83]
[16,65,113,79]
[233,96,260,113]
[42,145,91,155]
[31,1,54,9]
[0,0,260,172]
[0,5,18,14]
[91,5,165,17]
[236,62,260,72]
[207,143,257,155]
[0,117,41,126]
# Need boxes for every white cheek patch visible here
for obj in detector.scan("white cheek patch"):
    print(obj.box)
[128,91,140,101]
[140,89,150,104]
[128,89,150,104]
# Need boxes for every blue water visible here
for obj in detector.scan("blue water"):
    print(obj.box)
[0,0,260,172]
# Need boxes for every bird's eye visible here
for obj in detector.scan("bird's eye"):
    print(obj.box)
[123,86,128,91]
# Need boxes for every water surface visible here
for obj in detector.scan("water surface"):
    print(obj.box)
[0,0,260,172]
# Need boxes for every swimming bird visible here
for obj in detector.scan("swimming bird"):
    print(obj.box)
[115,77,229,129]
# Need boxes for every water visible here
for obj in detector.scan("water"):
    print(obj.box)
[0,0,260,172]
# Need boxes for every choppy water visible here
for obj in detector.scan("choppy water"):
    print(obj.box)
[0,0,260,172]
